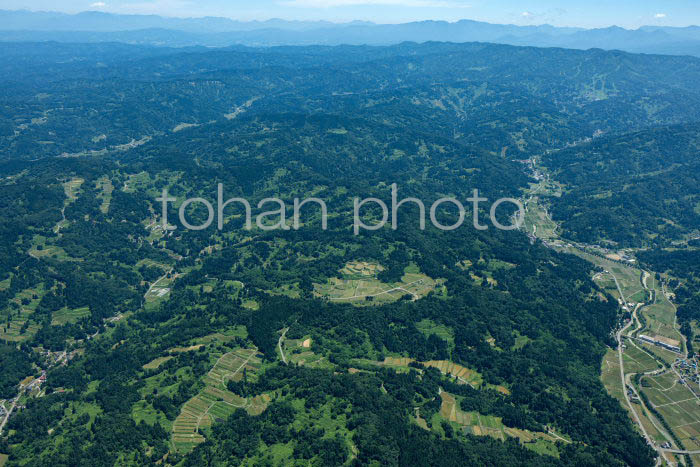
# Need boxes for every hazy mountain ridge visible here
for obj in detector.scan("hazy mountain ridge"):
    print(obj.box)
[1,10,699,56]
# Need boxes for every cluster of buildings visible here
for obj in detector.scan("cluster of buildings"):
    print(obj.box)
[675,358,700,386]
[39,349,78,367]
[639,334,682,353]
[626,385,640,404]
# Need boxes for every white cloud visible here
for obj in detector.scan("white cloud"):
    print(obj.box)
[90,1,107,7]
[654,13,667,19]
[280,0,471,8]
[521,11,533,17]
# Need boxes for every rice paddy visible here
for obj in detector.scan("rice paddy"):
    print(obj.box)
[171,349,268,453]
[314,261,440,305]
[436,391,562,455]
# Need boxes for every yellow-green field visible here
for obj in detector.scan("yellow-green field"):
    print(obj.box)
[171,348,268,453]
[642,371,700,450]
[640,275,683,344]
[142,356,173,370]
[62,177,84,201]
[435,391,563,457]
[601,349,627,406]
[51,306,90,326]
[144,271,176,303]
[96,176,114,214]
[314,261,441,305]
[0,285,44,342]
[562,248,643,304]
[523,196,558,240]
[622,340,661,374]
[283,337,333,369]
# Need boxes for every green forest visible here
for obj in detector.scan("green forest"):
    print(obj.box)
[1,38,699,466]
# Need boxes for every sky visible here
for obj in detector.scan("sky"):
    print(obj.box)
[2,0,699,29]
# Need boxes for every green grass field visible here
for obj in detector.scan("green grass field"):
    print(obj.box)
[96,176,114,214]
[51,307,90,325]
[601,349,626,406]
[622,340,661,374]
[416,319,455,352]
[0,284,46,342]
[639,275,683,345]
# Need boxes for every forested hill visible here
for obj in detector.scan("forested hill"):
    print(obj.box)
[4,39,700,466]
[0,110,654,465]
[542,123,700,247]
[3,41,700,162]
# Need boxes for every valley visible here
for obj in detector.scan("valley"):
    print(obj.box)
[522,161,700,466]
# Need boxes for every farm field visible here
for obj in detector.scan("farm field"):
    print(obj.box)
[379,357,487,389]
[142,356,173,370]
[642,371,700,450]
[283,337,334,369]
[51,306,90,326]
[601,349,627,407]
[523,196,558,240]
[640,275,683,345]
[314,261,441,305]
[96,176,114,213]
[567,249,644,303]
[531,203,697,459]
[171,348,268,453]
[435,391,562,456]
[63,177,84,202]
[144,269,176,303]
[622,340,661,374]
[0,285,44,342]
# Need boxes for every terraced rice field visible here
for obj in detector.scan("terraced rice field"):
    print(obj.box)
[438,392,560,447]
[63,177,84,201]
[340,261,384,277]
[380,357,484,388]
[0,286,44,342]
[423,360,483,387]
[205,349,261,385]
[315,262,439,305]
[96,176,114,214]
[142,356,173,370]
[171,349,268,452]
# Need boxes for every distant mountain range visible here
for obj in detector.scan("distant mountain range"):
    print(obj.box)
[2,9,700,56]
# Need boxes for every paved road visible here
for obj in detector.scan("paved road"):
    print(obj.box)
[615,299,657,450]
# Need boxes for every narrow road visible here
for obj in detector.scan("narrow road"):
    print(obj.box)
[278,328,289,365]
[144,268,173,300]
[0,397,18,435]
[520,159,691,464]
[616,303,657,450]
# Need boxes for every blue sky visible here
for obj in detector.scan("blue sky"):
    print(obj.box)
[4,0,700,28]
